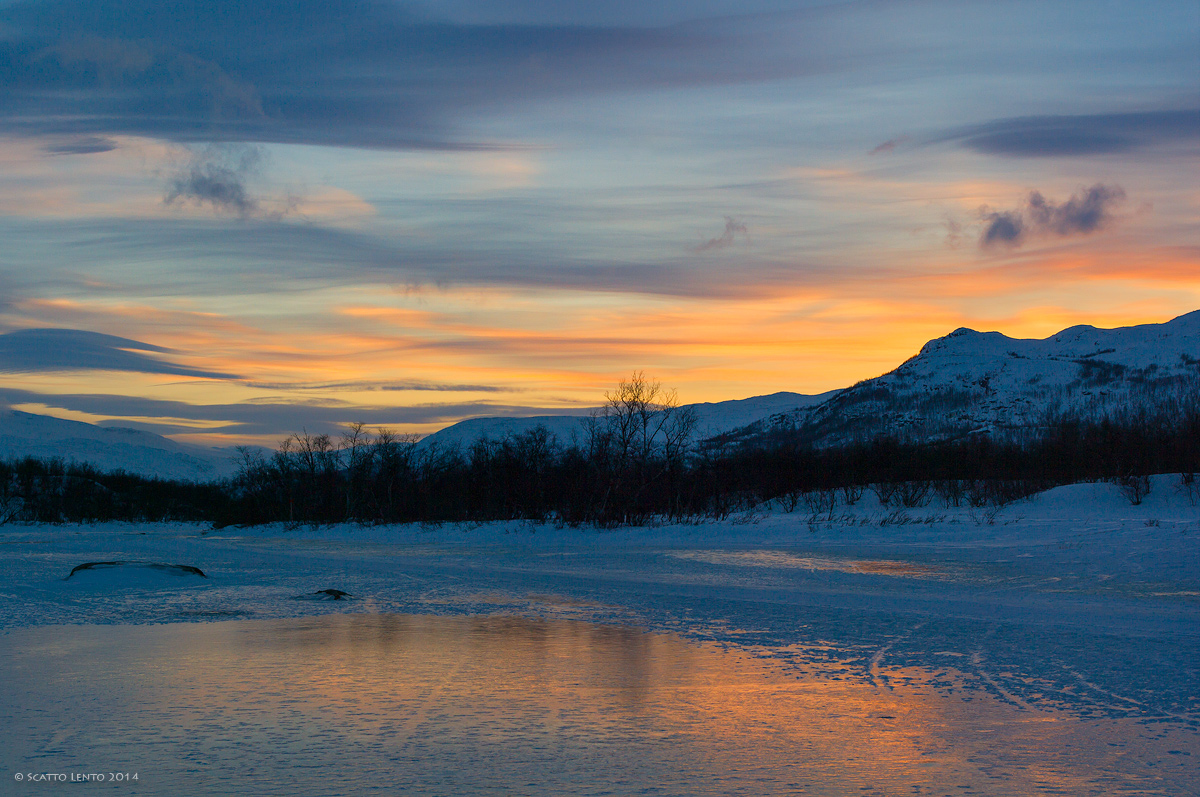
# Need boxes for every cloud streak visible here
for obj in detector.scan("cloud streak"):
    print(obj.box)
[43,136,118,155]
[0,385,572,437]
[943,109,1199,157]
[0,0,797,150]
[243,380,515,393]
[0,328,238,378]
[979,184,1125,249]
[0,215,841,300]
[693,217,748,252]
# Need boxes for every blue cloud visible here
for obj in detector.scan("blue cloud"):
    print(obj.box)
[0,329,238,378]
[0,0,780,150]
[0,385,566,437]
[943,110,1199,157]
[979,211,1024,248]
[978,184,1125,249]
[164,146,269,217]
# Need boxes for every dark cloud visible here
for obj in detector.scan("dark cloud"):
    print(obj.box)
[164,146,271,218]
[0,0,796,150]
[693,217,748,252]
[1026,184,1125,236]
[0,385,570,437]
[943,109,1199,157]
[244,380,514,393]
[1,215,835,300]
[978,183,1125,249]
[43,135,117,155]
[979,211,1024,248]
[0,328,238,378]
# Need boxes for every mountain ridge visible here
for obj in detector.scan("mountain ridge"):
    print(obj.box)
[727,310,1200,448]
[3,311,1197,478]
[0,409,243,481]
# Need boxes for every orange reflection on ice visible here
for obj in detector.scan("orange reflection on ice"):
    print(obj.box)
[669,550,946,579]
[5,614,1195,796]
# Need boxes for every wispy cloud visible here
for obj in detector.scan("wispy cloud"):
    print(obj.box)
[869,136,907,156]
[164,145,285,218]
[0,0,787,150]
[0,328,238,378]
[43,135,117,155]
[942,109,1199,157]
[979,184,1125,249]
[0,385,570,438]
[243,379,514,393]
[693,217,748,252]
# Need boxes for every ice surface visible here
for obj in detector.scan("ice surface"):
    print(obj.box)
[1,476,1197,793]
[3,614,1197,796]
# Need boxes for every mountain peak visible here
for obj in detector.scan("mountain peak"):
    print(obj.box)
[789,309,1200,448]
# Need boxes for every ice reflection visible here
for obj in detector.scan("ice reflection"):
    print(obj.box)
[669,549,946,578]
[2,615,1196,796]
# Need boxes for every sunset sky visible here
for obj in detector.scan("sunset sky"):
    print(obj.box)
[0,0,1196,444]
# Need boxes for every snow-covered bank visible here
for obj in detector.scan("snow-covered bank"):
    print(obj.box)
[1,477,1197,725]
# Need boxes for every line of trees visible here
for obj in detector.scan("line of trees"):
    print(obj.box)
[0,456,228,524]
[2,372,1198,527]
[227,372,699,527]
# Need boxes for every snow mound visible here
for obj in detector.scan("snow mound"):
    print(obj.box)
[293,589,356,601]
[64,560,210,590]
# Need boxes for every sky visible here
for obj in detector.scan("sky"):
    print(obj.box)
[0,0,1196,445]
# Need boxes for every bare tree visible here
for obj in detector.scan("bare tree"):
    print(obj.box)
[1179,472,1198,506]
[1113,472,1151,505]
[0,472,22,525]
[587,371,696,524]
[371,428,418,521]
[840,483,864,506]
[803,487,837,519]
[341,422,373,521]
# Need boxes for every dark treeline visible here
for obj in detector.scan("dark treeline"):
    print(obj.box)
[0,456,229,524]
[227,372,698,527]
[3,374,1198,526]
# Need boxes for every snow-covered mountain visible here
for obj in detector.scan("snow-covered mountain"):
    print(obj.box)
[4,311,1198,477]
[0,410,244,481]
[416,390,840,451]
[728,310,1200,447]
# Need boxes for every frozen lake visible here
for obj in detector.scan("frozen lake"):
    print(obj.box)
[1,478,1198,793]
[3,613,1197,796]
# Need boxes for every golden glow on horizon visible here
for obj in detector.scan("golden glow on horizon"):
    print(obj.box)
[2,128,1197,444]
[5,269,1199,445]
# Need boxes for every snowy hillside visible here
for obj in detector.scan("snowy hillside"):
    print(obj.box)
[4,311,1198,477]
[0,410,242,481]
[417,390,840,450]
[730,310,1200,447]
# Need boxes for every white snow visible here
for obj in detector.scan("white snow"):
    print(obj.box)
[4,310,1198,475]
[1,476,1197,794]
[0,409,245,480]
[416,390,839,450]
[766,310,1200,444]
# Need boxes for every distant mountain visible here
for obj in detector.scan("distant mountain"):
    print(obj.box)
[725,310,1200,447]
[5,312,1197,477]
[416,390,840,451]
[0,410,243,481]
